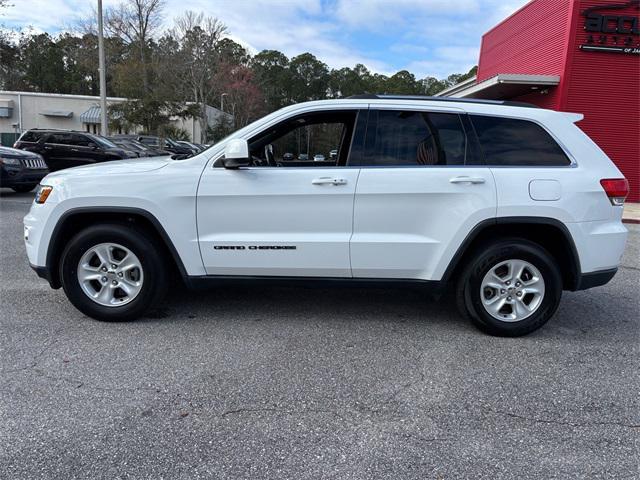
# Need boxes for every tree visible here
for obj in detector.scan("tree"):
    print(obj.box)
[213,62,264,129]
[420,77,448,96]
[217,37,250,66]
[288,53,329,103]
[158,123,190,141]
[109,97,198,135]
[1,7,481,130]
[20,33,66,92]
[106,0,165,95]
[458,65,478,82]
[251,50,291,111]
[0,29,23,90]
[328,64,374,98]
[169,11,227,143]
[384,70,420,94]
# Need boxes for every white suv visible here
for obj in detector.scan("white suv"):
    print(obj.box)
[23,96,630,336]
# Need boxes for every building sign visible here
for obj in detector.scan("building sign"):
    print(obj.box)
[581,1,640,54]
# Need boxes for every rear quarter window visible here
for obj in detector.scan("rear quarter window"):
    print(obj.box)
[470,115,571,167]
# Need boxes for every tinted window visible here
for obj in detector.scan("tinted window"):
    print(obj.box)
[47,133,73,145]
[71,134,95,147]
[470,115,570,166]
[20,131,45,142]
[356,110,467,166]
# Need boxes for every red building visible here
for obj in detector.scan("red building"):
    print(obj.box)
[439,0,640,201]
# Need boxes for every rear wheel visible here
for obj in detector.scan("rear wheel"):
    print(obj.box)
[11,184,37,193]
[60,224,168,321]
[456,239,562,337]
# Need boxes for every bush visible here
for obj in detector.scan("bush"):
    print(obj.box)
[158,124,191,141]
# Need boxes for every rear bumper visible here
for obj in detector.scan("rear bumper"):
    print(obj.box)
[574,268,618,291]
[566,220,627,274]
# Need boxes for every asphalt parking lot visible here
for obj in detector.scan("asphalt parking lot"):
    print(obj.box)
[1,189,638,480]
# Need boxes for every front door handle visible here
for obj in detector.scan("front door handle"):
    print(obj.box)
[449,176,486,184]
[312,177,347,186]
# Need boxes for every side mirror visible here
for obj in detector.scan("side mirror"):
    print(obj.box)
[222,139,251,169]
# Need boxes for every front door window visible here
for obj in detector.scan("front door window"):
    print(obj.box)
[247,111,359,167]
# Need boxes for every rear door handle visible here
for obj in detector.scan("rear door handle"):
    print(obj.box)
[312,177,347,186]
[449,176,486,184]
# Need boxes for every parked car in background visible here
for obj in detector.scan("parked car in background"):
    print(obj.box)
[176,141,203,154]
[0,146,49,192]
[298,153,309,161]
[313,154,326,162]
[112,135,194,156]
[14,130,136,172]
[109,138,171,158]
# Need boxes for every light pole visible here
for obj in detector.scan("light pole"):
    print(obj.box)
[220,93,228,113]
[97,0,108,136]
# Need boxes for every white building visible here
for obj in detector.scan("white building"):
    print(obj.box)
[0,90,231,146]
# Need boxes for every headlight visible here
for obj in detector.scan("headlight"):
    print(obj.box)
[34,185,53,204]
[0,157,21,166]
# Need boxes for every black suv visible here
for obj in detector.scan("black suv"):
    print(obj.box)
[14,130,136,172]
[0,146,49,192]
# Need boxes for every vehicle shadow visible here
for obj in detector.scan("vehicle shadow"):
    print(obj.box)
[135,276,638,342]
[141,283,468,331]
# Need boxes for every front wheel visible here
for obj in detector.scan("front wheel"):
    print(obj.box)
[60,224,168,322]
[456,239,562,337]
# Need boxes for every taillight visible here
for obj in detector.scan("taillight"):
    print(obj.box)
[600,178,629,206]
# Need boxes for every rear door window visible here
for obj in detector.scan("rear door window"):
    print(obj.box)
[47,133,73,145]
[71,134,95,147]
[470,115,571,166]
[352,110,467,166]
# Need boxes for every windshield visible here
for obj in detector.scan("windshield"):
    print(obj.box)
[91,135,118,149]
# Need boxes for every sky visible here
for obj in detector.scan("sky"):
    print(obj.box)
[2,0,530,79]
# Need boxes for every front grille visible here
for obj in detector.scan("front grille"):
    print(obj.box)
[22,157,47,169]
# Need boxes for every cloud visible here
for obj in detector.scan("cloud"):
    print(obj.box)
[2,0,121,32]
[332,0,481,30]
[162,0,395,71]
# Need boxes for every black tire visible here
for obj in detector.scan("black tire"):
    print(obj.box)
[455,238,562,337]
[60,223,168,322]
[11,184,37,193]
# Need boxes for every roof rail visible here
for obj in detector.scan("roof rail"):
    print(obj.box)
[27,128,88,133]
[346,94,539,108]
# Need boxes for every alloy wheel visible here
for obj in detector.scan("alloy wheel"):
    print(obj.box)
[479,259,545,322]
[77,242,144,307]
